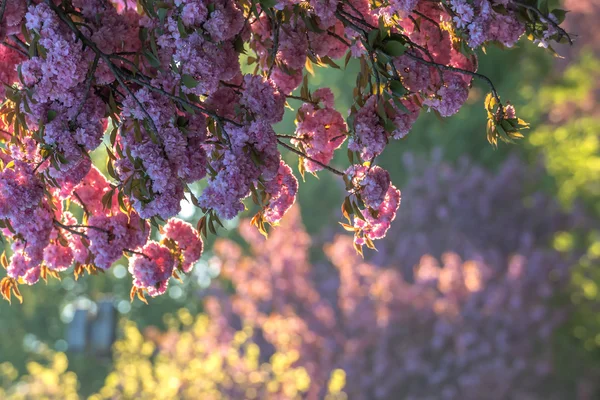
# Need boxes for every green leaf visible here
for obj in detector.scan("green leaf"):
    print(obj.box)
[181,74,199,89]
[382,40,406,57]
[110,125,118,146]
[47,109,57,123]
[367,30,379,48]
[143,50,161,68]
[389,80,407,97]
[157,7,168,25]
[259,0,277,8]
[320,56,340,69]
[177,18,188,38]
[551,9,568,24]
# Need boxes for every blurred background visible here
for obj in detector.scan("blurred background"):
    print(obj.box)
[2,0,600,398]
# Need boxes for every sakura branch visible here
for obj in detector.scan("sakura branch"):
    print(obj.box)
[0,0,572,302]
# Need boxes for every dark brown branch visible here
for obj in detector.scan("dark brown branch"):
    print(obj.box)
[123,248,150,259]
[53,220,89,239]
[1,41,28,57]
[277,139,344,176]
[411,10,443,36]
[73,192,90,216]
[403,52,501,104]
[72,54,100,122]
[53,219,111,236]
[327,30,351,47]
[9,35,29,52]
[276,134,298,139]
[122,72,242,127]
[268,12,280,77]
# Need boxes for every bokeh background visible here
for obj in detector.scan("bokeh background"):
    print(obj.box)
[2,0,600,398]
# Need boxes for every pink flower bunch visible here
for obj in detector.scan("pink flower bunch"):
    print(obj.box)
[119,88,209,219]
[0,0,26,39]
[263,161,298,224]
[128,241,175,297]
[0,46,24,100]
[21,3,89,104]
[424,73,471,117]
[0,160,43,219]
[5,200,54,284]
[353,183,401,245]
[505,104,516,119]
[346,164,391,209]
[390,97,421,139]
[87,211,149,270]
[240,74,285,123]
[43,243,74,272]
[293,88,347,173]
[163,218,204,273]
[72,165,115,215]
[348,96,388,161]
[199,120,280,219]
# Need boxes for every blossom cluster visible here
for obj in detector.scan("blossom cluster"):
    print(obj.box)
[0,0,571,300]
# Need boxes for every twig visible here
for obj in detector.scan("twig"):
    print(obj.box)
[340,3,375,30]
[32,153,51,173]
[403,52,501,103]
[73,191,90,216]
[53,219,111,236]
[275,134,298,139]
[277,139,344,176]
[268,12,280,77]
[286,94,319,105]
[53,220,89,239]
[123,248,150,259]
[72,54,100,122]
[411,10,443,36]
[327,31,351,47]
[1,41,28,57]
[9,35,29,52]
[122,72,242,127]
[366,42,381,96]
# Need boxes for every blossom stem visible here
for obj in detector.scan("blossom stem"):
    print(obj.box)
[328,31,351,47]
[277,139,344,176]
[286,94,318,105]
[52,220,89,239]
[9,35,29,52]
[1,41,28,57]
[53,219,111,236]
[123,248,150,260]
[275,134,298,139]
[403,52,502,105]
[73,192,90,216]
[72,54,100,122]
[267,11,280,77]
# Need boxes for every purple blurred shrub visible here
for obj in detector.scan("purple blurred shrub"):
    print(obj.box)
[204,154,592,399]
[370,152,586,277]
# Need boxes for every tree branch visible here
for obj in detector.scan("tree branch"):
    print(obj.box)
[277,139,344,176]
